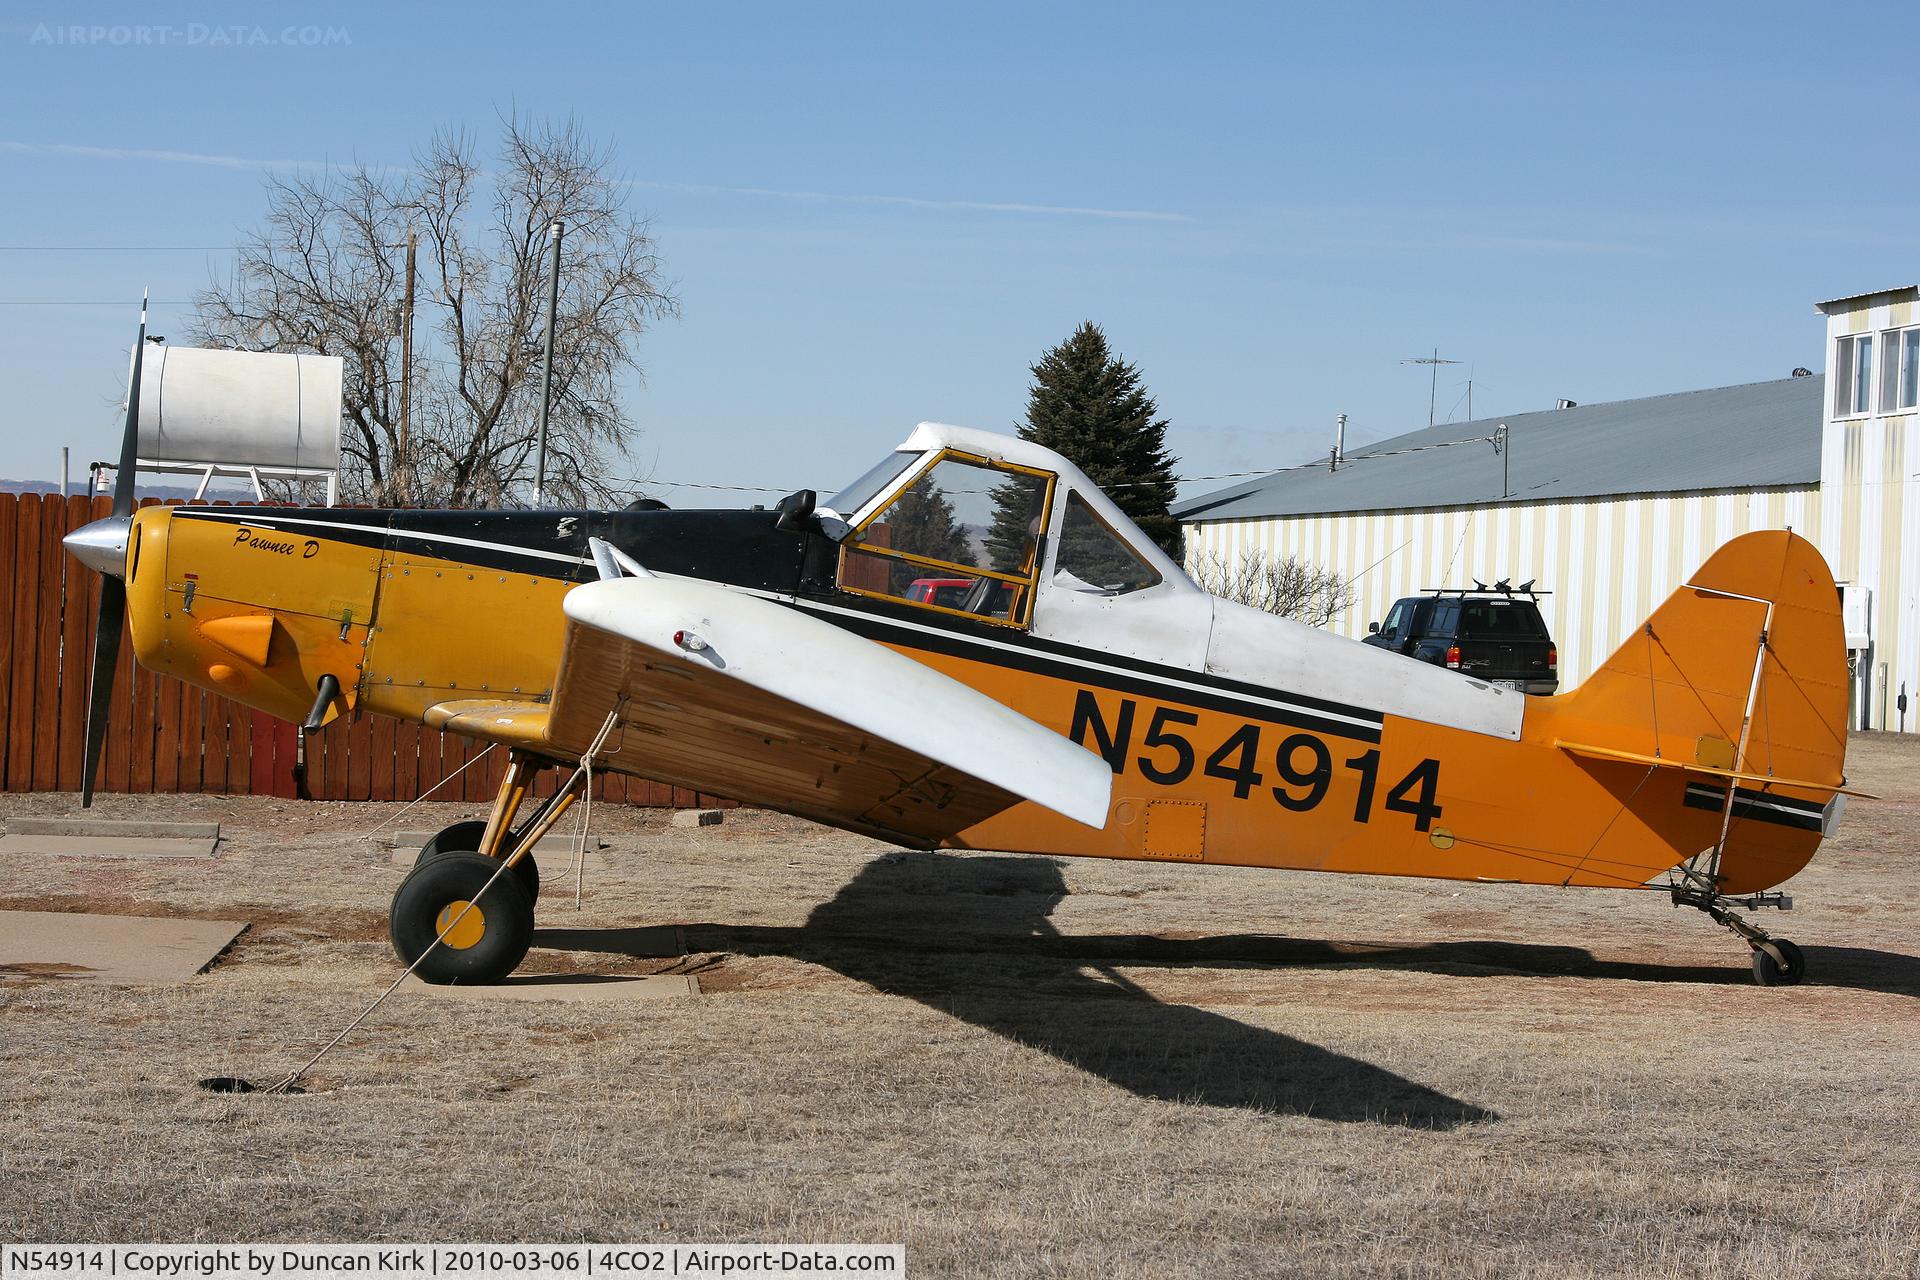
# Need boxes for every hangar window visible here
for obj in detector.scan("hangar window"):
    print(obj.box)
[1880,327,1920,414]
[838,451,1055,628]
[1835,333,1874,417]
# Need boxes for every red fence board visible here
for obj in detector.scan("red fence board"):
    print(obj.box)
[57,496,96,791]
[7,495,44,791]
[0,494,16,787]
[32,495,65,791]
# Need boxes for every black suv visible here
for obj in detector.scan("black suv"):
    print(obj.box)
[1362,587,1558,694]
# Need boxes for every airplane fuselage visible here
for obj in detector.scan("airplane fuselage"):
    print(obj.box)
[124,501,1841,898]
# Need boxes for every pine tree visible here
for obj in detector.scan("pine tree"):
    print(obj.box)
[882,476,976,569]
[1009,322,1181,555]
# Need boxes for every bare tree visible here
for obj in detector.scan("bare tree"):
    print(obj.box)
[194,115,677,507]
[1188,548,1354,628]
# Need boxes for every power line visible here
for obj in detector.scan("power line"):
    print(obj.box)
[618,430,1504,497]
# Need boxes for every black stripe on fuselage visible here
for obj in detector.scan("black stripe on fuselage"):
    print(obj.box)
[789,597,1386,744]
[171,507,595,579]
[171,506,820,592]
[1683,783,1825,832]
[171,505,1386,744]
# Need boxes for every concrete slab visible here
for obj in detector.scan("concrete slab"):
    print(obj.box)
[0,910,247,984]
[384,829,608,850]
[387,841,609,871]
[401,973,698,1001]
[0,834,219,860]
[670,809,725,828]
[5,818,220,840]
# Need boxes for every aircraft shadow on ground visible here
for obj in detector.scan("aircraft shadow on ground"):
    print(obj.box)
[539,856,1920,1120]
[1027,934,1920,999]
[544,853,1496,1127]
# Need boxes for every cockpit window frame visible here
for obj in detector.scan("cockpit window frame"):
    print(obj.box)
[1047,490,1165,597]
[824,450,925,523]
[836,448,1057,630]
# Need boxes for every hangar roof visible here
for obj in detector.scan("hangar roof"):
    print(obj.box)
[1815,284,1917,311]
[1173,375,1823,524]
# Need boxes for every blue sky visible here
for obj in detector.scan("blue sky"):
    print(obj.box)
[1,1,1911,503]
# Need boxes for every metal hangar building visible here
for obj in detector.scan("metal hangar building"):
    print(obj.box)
[1174,350,1911,733]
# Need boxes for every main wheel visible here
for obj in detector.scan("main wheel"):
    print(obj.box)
[1751,938,1806,987]
[419,819,488,860]
[390,851,535,985]
[415,820,540,903]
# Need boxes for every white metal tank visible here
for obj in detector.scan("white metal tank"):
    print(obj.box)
[135,345,342,473]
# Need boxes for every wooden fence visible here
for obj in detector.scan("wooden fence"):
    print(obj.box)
[0,491,727,807]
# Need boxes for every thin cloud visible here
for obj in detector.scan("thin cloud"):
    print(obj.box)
[1315,233,1648,255]
[4,140,1191,223]
[626,179,1192,223]
[0,140,315,170]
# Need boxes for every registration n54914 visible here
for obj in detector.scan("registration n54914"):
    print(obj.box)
[1068,691,1443,830]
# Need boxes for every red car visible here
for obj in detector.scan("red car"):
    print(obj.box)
[906,577,1017,617]
[905,577,975,610]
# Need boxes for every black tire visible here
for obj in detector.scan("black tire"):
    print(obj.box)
[419,819,488,861]
[415,820,540,903]
[1751,938,1806,987]
[389,851,535,985]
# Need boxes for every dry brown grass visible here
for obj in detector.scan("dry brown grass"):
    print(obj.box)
[3,733,1919,1277]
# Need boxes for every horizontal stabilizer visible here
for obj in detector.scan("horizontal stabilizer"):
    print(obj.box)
[1554,739,1874,798]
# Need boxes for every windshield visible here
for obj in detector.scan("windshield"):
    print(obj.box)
[825,451,921,518]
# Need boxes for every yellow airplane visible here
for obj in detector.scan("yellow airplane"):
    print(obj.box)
[65,333,1853,989]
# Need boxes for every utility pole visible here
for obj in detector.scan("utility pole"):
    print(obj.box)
[533,219,564,508]
[1402,348,1461,430]
[397,226,416,505]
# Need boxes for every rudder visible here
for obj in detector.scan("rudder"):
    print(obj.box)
[1553,530,1848,787]
[1541,530,1849,893]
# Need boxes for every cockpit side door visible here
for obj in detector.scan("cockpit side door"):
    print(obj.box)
[835,449,1056,630]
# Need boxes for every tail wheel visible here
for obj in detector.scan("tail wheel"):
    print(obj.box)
[390,852,535,985]
[415,820,540,903]
[1751,938,1806,987]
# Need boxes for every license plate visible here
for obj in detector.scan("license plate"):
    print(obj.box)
[1492,679,1522,691]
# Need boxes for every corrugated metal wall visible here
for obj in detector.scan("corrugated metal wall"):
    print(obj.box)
[1184,484,1821,693]
[1821,293,1918,731]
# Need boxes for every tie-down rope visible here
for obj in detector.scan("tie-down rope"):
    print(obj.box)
[260,710,624,1094]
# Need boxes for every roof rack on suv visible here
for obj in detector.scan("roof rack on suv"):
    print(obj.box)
[1421,578,1551,599]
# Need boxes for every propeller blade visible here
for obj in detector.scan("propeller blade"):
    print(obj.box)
[112,293,147,519]
[78,297,146,806]
[79,577,125,807]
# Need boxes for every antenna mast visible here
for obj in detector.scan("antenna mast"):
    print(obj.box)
[1402,348,1461,429]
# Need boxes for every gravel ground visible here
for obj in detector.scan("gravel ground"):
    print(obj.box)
[2,733,1916,1278]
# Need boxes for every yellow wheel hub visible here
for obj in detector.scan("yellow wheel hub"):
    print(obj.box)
[435,900,486,950]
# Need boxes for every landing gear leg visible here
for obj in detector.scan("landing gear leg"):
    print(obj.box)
[1670,870,1804,986]
[414,757,583,904]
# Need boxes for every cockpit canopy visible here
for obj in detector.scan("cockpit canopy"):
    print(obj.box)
[820,422,1190,630]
